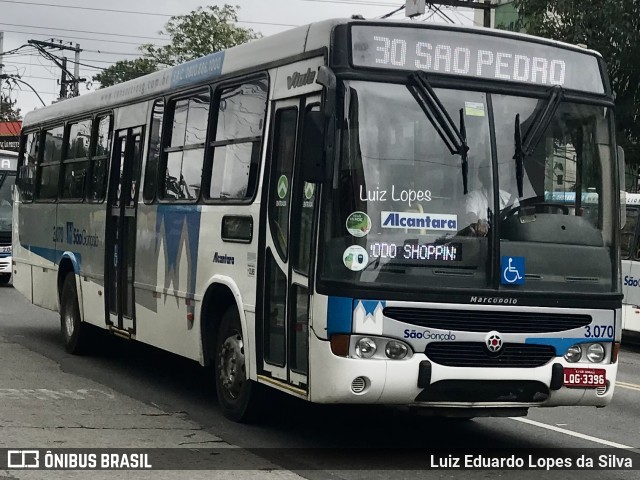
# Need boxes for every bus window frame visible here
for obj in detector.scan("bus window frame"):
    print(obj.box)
[59,117,93,203]
[17,129,41,204]
[143,98,165,205]
[158,87,212,204]
[201,72,270,207]
[85,112,114,204]
[623,206,640,261]
[35,123,65,203]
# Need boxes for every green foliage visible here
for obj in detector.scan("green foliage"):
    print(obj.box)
[512,0,640,163]
[140,5,260,67]
[92,58,158,88]
[0,94,20,121]
[93,4,259,88]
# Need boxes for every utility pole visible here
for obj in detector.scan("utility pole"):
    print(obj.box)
[73,43,80,96]
[59,57,67,100]
[28,39,85,100]
[0,32,4,78]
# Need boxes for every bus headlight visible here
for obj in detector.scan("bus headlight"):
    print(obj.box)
[564,344,582,363]
[355,337,377,358]
[385,340,409,360]
[587,343,605,363]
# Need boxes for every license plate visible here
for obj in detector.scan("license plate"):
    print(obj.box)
[0,246,10,254]
[563,367,606,388]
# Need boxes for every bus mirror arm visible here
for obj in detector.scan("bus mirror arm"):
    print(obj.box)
[301,110,333,183]
[514,113,524,198]
[316,66,337,118]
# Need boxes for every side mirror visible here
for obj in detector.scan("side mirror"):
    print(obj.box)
[316,66,336,118]
[301,110,331,183]
[618,145,626,227]
[301,66,338,183]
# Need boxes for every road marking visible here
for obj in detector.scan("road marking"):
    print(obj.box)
[0,388,115,400]
[617,381,640,392]
[511,417,637,450]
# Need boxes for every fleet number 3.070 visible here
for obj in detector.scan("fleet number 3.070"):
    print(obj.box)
[584,325,614,338]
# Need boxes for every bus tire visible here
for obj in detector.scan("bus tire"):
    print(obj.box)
[0,273,10,285]
[60,273,91,355]
[214,306,262,422]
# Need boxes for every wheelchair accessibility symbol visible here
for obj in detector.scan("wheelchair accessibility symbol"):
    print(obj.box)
[501,256,525,285]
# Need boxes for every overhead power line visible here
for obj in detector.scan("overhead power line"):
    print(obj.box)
[0,22,167,41]
[0,28,164,46]
[0,0,299,27]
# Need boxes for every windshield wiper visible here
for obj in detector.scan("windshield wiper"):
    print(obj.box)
[408,71,470,194]
[513,85,564,197]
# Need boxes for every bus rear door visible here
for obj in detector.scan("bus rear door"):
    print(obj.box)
[105,127,143,334]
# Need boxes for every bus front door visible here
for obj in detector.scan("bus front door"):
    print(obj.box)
[260,96,320,393]
[105,127,143,333]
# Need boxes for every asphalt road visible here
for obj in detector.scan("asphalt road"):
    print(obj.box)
[1,282,639,479]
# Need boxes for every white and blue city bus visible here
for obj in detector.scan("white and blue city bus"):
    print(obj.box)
[621,193,640,339]
[0,149,18,284]
[13,18,623,421]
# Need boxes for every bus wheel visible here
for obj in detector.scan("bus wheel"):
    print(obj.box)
[214,307,262,422]
[60,273,91,355]
[0,274,10,285]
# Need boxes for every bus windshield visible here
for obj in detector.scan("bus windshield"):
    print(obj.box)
[0,173,15,235]
[319,80,615,294]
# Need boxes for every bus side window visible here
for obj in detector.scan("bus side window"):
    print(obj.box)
[37,125,64,201]
[87,115,112,202]
[161,91,209,201]
[61,119,91,200]
[143,99,164,203]
[18,132,39,202]
[621,208,638,260]
[207,78,268,201]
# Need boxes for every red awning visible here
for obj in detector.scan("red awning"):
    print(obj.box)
[0,121,22,137]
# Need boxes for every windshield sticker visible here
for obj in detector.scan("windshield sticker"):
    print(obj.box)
[501,256,525,285]
[465,101,485,117]
[346,211,372,237]
[277,175,289,198]
[359,185,431,207]
[381,211,457,231]
[303,182,315,208]
[276,175,288,207]
[343,245,369,271]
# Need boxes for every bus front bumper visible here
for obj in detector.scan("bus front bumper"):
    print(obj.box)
[0,255,11,276]
[308,336,616,410]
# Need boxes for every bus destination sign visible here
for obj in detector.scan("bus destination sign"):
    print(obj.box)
[351,25,605,93]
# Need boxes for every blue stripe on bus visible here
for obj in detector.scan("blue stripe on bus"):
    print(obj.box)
[525,337,612,356]
[327,296,353,335]
[156,204,201,315]
[20,245,83,269]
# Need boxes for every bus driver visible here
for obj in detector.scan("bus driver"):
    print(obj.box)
[465,160,518,236]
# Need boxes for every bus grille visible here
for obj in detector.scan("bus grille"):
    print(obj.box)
[383,307,591,333]
[415,380,549,403]
[425,342,556,368]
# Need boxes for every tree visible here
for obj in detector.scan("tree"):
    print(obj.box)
[512,0,640,164]
[92,58,157,89]
[141,5,260,67]
[0,93,20,121]
[93,4,260,88]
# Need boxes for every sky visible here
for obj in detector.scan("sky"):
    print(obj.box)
[0,0,478,115]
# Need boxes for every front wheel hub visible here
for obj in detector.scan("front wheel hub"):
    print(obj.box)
[219,333,246,399]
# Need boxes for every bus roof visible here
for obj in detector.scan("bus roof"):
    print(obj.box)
[22,18,605,129]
